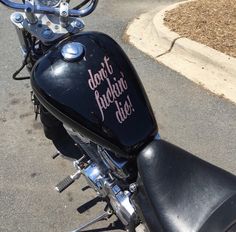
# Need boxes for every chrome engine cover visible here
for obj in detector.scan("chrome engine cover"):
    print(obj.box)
[65,125,130,180]
[65,125,136,225]
[98,146,130,180]
[80,162,136,226]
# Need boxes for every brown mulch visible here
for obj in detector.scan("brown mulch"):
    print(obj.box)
[164,0,236,58]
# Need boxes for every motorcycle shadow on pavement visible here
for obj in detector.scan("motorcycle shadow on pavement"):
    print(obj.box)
[80,219,125,232]
[77,196,101,214]
[76,197,125,231]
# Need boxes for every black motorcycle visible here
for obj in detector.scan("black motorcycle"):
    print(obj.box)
[1,0,236,231]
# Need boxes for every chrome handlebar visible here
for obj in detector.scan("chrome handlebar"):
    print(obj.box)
[0,0,98,17]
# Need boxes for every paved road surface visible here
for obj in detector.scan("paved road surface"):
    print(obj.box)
[0,0,235,231]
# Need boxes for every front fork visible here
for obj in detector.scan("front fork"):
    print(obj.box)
[11,13,31,56]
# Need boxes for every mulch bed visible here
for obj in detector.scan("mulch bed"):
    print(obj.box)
[164,0,236,58]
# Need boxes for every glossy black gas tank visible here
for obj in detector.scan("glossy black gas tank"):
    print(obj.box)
[31,32,157,158]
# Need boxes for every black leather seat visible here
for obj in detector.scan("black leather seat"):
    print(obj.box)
[137,140,236,232]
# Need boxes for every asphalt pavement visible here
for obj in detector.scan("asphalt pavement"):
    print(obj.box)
[0,0,236,232]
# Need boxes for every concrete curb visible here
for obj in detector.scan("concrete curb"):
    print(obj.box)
[126,1,236,104]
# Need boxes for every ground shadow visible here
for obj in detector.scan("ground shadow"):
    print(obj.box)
[80,219,125,232]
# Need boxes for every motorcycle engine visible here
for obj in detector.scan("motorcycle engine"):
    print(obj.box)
[64,124,131,180]
[64,125,137,226]
[79,161,136,226]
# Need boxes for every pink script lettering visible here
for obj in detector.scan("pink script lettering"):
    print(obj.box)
[88,56,113,90]
[87,56,135,123]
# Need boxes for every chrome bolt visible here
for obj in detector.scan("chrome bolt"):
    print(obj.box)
[25,7,38,24]
[129,183,137,193]
[61,11,67,16]
[70,20,85,33]
[124,190,130,196]
[75,20,84,28]
[13,13,24,23]
[41,28,54,39]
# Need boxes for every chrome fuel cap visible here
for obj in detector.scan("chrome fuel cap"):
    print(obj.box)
[61,42,84,61]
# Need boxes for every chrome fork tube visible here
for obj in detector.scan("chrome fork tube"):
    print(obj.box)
[11,13,31,56]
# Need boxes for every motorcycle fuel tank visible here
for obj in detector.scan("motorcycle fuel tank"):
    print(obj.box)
[31,32,157,158]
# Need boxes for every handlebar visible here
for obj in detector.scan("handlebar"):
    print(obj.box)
[0,0,98,17]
